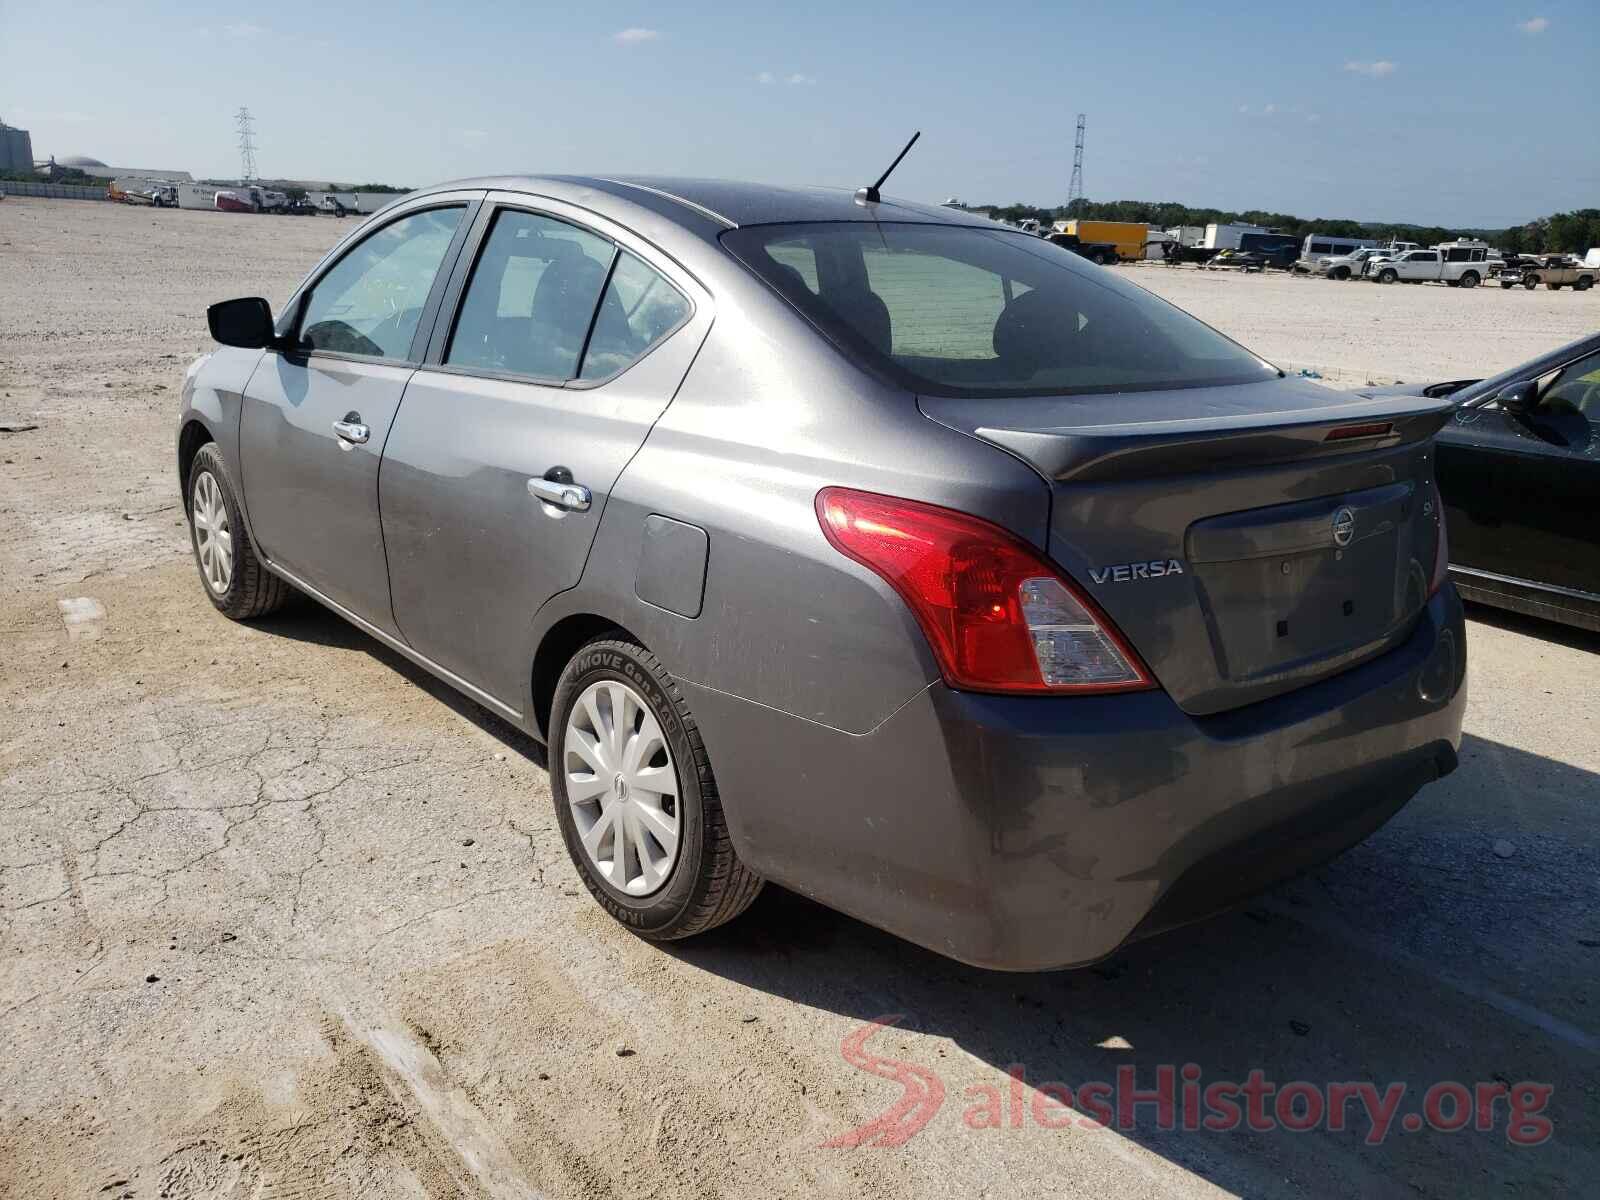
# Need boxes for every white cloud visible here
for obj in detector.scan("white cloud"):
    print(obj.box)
[459,129,488,143]
[756,71,776,84]
[614,27,660,44]
[1343,59,1397,77]
[786,72,816,85]
[223,22,267,39]
[1263,102,1276,115]
[1518,16,1549,34]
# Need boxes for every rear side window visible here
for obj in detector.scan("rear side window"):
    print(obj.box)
[579,252,692,381]
[448,210,615,380]
[298,206,464,359]
[725,222,1276,398]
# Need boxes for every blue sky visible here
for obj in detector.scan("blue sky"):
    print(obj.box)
[5,1,1595,226]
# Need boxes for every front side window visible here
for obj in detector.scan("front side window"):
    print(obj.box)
[578,251,692,380]
[1541,350,1600,417]
[448,209,615,380]
[725,222,1276,398]
[299,206,464,359]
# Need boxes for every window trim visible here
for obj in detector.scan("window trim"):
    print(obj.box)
[275,194,483,369]
[421,194,699,392]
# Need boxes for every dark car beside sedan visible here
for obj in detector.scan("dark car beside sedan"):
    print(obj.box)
[1361,332,1600,632]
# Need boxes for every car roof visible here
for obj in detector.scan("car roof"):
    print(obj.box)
[407,174,999,236]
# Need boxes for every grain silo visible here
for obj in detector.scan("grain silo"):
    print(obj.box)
[0,118,35,173]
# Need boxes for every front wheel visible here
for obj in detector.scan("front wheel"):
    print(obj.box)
[1576,278,1594,291]
[186,443,291,619]
[1524,276,1540,290]
[1330,266,1350,281]
[550,637,763,941]
[1459,272,1479,288]
[1378,269,1398,284]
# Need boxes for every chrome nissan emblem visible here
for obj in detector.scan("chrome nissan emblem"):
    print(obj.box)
[1331,507,1356,548]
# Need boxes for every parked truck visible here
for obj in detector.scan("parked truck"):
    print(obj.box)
[1366,242,1494,288]
[1045,231,1121,265]
[1495,255,1597,291]
[1051,219,1149,262]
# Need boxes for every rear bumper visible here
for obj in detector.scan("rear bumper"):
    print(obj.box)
[687,585,1467,971]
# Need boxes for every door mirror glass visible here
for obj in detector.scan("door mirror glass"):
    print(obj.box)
[1498,379,1539,415]
[208,297,276,349]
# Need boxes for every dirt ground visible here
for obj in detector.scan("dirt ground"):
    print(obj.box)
[1,196,1596,1199]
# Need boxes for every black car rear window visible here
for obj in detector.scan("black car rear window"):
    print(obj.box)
[724,222,1279,398]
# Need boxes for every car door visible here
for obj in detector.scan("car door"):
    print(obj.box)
[1403,250,1437,281]
[377,195,713,711]
[237,195,479,632]
[1436,346,1600,595]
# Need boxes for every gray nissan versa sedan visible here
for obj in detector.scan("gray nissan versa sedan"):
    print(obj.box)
[177,176,1467,970]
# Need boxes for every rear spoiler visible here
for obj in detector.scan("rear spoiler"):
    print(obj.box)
[920,385,1457,483]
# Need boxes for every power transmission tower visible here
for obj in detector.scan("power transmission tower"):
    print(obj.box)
[1066,114,1086,211]
[235,107,258,181]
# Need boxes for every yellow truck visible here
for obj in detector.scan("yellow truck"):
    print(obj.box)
[1051,220,1150,262]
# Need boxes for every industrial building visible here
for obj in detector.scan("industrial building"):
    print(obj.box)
[0,118,34,173]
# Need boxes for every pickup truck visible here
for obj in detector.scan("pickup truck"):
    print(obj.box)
[1495,255,1597,292]
[1045,232,1119,265]
[1367,244,1492,289]
[1314,247,1410,280]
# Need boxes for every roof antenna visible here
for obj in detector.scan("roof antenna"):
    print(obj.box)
[855,131,921,205]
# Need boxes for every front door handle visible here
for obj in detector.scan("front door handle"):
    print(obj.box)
[332,415,370,445]
[527,476,592,512]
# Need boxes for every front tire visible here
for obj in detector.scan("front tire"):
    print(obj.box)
[550,637,763,941]
[1330,266,1350,281]
[186,443,290,620]
[1378,268,1398,284]
[1459,272,1479,288]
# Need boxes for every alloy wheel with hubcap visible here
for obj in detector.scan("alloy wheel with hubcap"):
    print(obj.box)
[564,679,680,896]
[191,469,234,595]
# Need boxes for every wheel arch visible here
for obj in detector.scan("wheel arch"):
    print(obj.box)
[177,417,216,510]
[531,613,636,739]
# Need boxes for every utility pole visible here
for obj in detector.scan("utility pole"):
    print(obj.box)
[235,107,258,182]
[1066,113,1086,212]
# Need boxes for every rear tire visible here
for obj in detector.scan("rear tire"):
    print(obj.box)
[186,443,291,620]
[1330,266,1350,281]
[1501,281,1513,289]
[1459,272,1479,288]
[550,636,763,941]
[1576,278,1594,291]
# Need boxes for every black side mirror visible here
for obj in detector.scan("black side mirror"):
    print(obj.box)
[207,297,277,349]
[1498,379,1539,415]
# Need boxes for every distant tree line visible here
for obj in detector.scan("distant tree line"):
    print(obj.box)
[979,197,1600,254]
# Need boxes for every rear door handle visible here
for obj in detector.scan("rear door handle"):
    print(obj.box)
[527,477,592,512]
[332,417,370,445]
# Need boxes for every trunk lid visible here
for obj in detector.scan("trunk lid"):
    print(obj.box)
[921,377,1455,715]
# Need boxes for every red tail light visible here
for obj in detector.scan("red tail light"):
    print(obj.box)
[1428,480,1449,597]
[815,488,1155,695]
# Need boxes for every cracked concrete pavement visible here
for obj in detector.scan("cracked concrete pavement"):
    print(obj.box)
[1,198,1596,1198]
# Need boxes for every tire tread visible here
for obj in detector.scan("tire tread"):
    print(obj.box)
[189,443,291,620]
[558,636,763,939]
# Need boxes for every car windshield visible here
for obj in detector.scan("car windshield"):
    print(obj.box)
[723,222,1279,398]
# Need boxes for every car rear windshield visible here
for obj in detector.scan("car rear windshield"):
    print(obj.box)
[723,222,1279,398]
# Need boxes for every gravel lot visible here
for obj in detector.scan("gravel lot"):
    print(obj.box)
[2,196,1596,1199]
